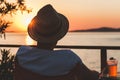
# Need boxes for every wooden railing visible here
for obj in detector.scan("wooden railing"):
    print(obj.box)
[0,44,120,73]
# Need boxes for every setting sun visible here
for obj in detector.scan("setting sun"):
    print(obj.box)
[11,12,35,32]
[21,16,33,28]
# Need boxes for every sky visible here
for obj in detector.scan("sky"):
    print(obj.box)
[6,0,120,32]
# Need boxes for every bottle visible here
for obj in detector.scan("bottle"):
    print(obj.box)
[107,57,118,78]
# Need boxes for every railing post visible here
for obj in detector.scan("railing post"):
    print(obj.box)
[101,48,107,74]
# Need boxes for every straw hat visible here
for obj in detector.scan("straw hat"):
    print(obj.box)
[28,4,69,43]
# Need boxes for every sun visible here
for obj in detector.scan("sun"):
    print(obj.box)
[14,13,34,31]
[22,16,32,27]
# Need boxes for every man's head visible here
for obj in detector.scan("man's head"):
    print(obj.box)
[28,4,69,44]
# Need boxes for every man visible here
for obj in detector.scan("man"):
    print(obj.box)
[15,4,99,80]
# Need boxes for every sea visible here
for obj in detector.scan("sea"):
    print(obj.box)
[0,32,120,72]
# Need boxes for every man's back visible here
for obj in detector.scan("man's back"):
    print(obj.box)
[16,46,82,76]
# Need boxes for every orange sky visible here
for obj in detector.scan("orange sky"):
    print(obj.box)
[6,0,120,32]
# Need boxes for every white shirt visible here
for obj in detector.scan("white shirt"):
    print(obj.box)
[16,46,82,76]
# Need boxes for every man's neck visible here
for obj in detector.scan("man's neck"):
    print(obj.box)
[37,42,57,50]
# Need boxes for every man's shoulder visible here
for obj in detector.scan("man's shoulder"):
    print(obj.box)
[53,50,82,63]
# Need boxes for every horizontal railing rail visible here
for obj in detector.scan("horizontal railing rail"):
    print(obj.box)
[0,44,120,73]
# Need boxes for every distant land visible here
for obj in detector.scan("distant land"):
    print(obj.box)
[70,27,120,32]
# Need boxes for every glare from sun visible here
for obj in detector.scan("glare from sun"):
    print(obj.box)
[14,13,34,31]
[22,17,32,27]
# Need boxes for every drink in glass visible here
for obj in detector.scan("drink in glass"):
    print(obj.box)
[107,57,118,78]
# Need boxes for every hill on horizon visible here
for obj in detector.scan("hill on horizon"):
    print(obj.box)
[70,27,120,32]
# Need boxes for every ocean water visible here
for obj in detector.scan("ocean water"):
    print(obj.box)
[0,32,120,72]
